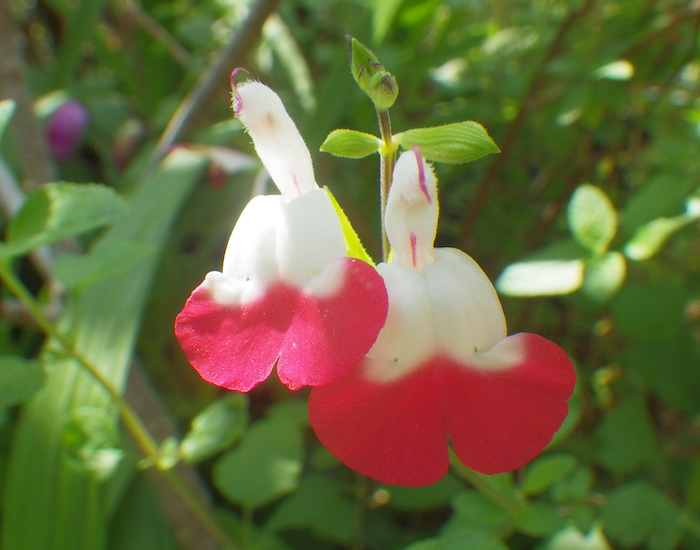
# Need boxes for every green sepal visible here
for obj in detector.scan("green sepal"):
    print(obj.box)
[320,129,382,159]
[325,187,375,266]
[393,121,500,164]
[349,36,398,111]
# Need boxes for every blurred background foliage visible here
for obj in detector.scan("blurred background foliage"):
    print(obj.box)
[1,0,700,548]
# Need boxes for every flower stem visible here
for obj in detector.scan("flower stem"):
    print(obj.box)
[376,107,396,262]
[0,260,237,550]
[448,450,523,517]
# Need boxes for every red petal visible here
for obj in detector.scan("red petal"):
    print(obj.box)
[175,257,388,392]
[308,333,575,486]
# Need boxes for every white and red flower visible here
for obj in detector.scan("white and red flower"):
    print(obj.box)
[308,148,576,486]
[175,76,388,392]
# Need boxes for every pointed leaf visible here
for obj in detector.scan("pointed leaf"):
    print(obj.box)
[393,122,500,164]
[325,186,375,265]
[2,183,127,258]
[320,129,381,158]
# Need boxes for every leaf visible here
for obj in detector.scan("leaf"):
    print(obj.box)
[372,0,405,44]
[213,409,304,509]
[551,466,594,504]
[180,393,249,464]
[266,473,355,544]
[1,149,208,550]
[593,60,635,80]
[0,356,45,408]
[547,525,612,550]
[320,129,381,158]
[611,282,686,341]
[602,482,682,550]
[495,240,586,296]
[521,454,578,496]
[0,99,16,141]
[515,502,565,537]
[388,473,463,511]
[52,240,155,291]
[2,183,127,258]
[393,121,500,164]
[595,396,656,475]
[450,491,509,528]
[325,187,376,265]
[624,205,699,260]
[567,184,617,254]
[581,251,626,303]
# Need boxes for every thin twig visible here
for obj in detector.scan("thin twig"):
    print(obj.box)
[143,0,284,175]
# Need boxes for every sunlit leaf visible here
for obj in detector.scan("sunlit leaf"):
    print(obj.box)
[320,129,381,159]
[325,187,376,265]
[393,122,500,164]
[522,454,578,496]
[581,251,626,302]
[567,184,617,254]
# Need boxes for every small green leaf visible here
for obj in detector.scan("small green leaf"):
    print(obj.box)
[551,466,594,504]
[212,407,304,509]
[325,187,376,265]
[547,524,612,550]
[515,502,565,537]
[349,37,398,110]
[388,473,463,511]
[0,356,45,408]
[0,99,16,141]
[581,251,626,303]
[180,393,249,464]
[320,129,382,158]
[451,490,509,528]
[522,454,578,496]
[2,183,127,258]
[393,121,500,164]
[602,482,682,550]
[496,240,586,296]
[567,184,617,254]
[594,60,634,80]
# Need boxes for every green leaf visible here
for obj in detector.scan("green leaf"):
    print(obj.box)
[495,240,586,296]
[0,356,45,408]
[0,99,16,141]
[180,393,249,464]
[602,482,682,550]
[593,60,635,80]
[567,184,617,254]
[551,466,594,504]
[1,149,208,550]
[521,454,578,496]
[320,129,381,158]
[393,121,500,164]
[266,473,355,544]
[387,473,463,511]
[372,0,405,44]
[440,519,509,550]
[595,396,656,475]
[52,240,155,291]
[325,187,376,265]
[581,251,626,303]
[213,410,304,509]
[611,282,686,341]
[451,490,510,528]
[515,502,565,537]
[2,183,127,258]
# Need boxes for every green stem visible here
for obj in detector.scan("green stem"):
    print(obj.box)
[376,107,396,262]
[448,450,523,517]
[0,261,237,550]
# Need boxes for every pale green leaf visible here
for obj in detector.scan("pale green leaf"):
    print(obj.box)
[581,251,626,302]
[567,184,617,254]
[325,187,376,265]
[320,129,381,159]
[496,241,586,296]
[624,205,699,260]
[546,525,612,550]
[393,121,500,164]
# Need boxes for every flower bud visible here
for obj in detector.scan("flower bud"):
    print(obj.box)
[46,100,89,162]
[349,37,398,111]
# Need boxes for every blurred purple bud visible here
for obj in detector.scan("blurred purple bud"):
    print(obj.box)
[46,100,89,162]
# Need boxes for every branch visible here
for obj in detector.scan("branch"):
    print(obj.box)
[143,0,284,174]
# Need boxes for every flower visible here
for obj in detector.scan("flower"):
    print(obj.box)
[308,148,576,486]
[46,99,89,162]
[175,75,388,392]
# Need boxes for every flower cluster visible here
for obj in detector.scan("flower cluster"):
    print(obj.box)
[175,74,576,486]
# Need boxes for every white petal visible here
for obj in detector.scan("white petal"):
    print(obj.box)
[385,150,438,270]
[236,81,317,200]
[278,188,346,286]
[363,262,437,382]
[423,248,507,362]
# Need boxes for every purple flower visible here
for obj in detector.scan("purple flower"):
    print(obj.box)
[46,100,89,162]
